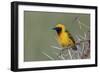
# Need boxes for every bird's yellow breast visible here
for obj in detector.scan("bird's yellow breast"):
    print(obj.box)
[57,32,74,48]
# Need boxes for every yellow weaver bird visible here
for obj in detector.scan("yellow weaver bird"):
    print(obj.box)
[53,24,77,50]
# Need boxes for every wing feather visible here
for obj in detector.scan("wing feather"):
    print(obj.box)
[65,30,75,43]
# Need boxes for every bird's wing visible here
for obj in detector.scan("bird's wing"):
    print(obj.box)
[65,30,75,43]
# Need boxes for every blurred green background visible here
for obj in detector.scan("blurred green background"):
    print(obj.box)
[24,11,90,62]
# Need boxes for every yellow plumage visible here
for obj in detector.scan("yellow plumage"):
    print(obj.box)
[53,24,77,50]
[57,31,74,48]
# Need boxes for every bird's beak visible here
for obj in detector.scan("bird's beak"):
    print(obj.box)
[52,27,57,30]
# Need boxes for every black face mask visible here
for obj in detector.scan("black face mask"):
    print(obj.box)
[53,27,62,34]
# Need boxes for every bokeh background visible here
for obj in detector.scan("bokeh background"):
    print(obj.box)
[24,11,90,62]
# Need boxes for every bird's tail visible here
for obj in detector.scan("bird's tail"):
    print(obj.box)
[72,46,77,51]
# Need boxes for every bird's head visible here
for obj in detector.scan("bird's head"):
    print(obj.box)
[53,24,65,33]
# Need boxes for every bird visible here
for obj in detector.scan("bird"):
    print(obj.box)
[53,24,77,50]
